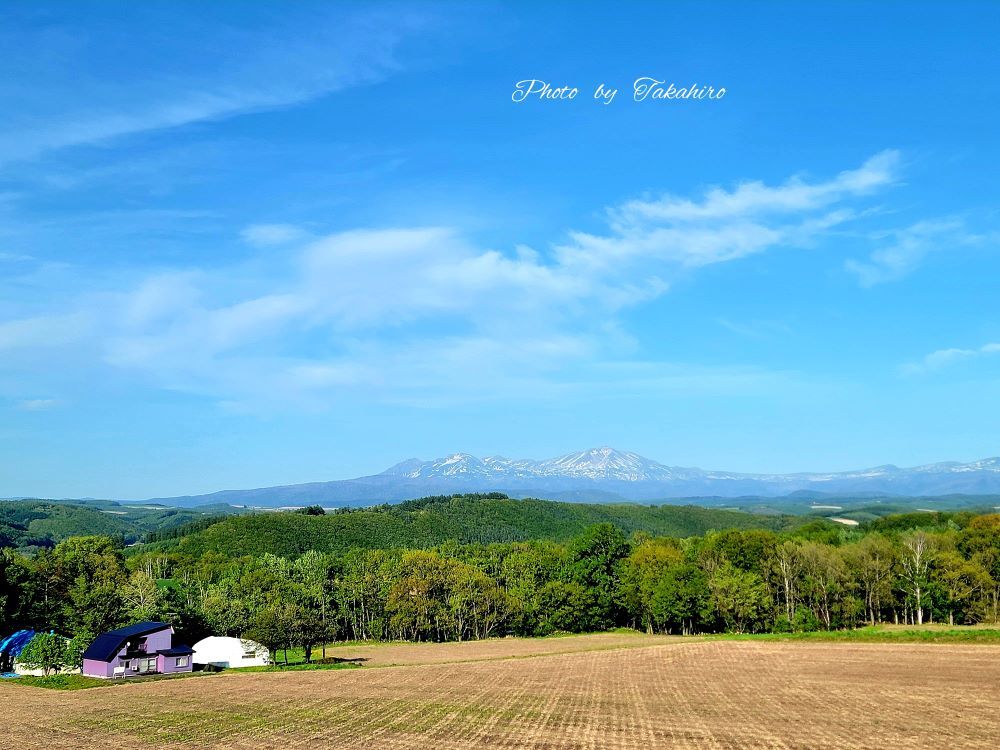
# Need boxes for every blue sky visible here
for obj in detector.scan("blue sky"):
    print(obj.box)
[2,1,999,498]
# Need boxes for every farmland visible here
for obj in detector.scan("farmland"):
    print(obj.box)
[3,634,999,749]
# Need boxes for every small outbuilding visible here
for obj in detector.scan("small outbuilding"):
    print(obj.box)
[192,636,270,669]
[82,621,194,679]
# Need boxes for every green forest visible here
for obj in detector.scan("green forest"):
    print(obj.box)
[0,499,240,552]
[2,494,999,663]
[141,494,812,557]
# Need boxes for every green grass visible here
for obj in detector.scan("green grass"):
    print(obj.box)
[708,625,1000,644]
[8,667,238,690]
[7,673,112,690]
[230,661,361,673]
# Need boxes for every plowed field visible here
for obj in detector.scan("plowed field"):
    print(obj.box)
[3,636,998,749]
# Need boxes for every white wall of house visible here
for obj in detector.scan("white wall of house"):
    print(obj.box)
[192,637,270,668]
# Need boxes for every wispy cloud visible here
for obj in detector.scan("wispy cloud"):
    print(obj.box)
[610,150,900,226]
[556,150,900,272]
[845,218,973,286]
[0,8,425,165]
[902,342,1000,375]
[0,152,927,410]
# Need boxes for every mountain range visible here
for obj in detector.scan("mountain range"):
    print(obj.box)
[144,447,1000,508]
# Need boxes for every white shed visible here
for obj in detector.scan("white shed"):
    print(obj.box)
[192,636,270,669]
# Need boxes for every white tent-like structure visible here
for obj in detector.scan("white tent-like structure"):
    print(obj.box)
[192,636,270,669]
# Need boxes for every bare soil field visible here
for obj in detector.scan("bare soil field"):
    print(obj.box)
[3,637,999,749]
[321,630,683,667]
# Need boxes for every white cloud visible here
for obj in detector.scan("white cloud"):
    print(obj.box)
[845,219,970,286]
[610,150,899,226]
[0,152,925,410]
[903,342,1000,375]
[557,151,900,272]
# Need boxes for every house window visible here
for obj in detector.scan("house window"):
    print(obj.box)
[140,657,157,673]
[175,656,189,668]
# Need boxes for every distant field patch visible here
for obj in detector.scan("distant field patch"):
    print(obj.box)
[828,516,860,526]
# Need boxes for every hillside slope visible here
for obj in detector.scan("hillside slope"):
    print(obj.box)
[139,494,816,558]
[0,499,241,551]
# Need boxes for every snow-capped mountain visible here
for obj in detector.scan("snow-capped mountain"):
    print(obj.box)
[390,447,709,482]
[146,447,1000,508]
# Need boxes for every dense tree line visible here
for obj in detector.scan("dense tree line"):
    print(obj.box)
[3,510,999,663]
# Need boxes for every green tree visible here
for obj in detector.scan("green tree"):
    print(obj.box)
[620,538,684,632]
[201,579,255,637]
[960,515,1000,623]
[933,551,993,625]
[17,632,66,676]
[772,540,803,622]
[536,580,600,634]
[844,534,896,625]
[448,566,510,640]
[899,531,933,625]
[566,524,629,630]
[337,549,401,641]
[293,601,330,663]
[386,551,459,641]
[497,541,566,636]
[650,563,710,635]
[708,563,769,633]
[293,550,335,659]
[122,570,164,623]
[65,576,126,635]
[248,600,298,665]
[63,631,93,671]
[702,529,779,573]
[0,549,32,634]
[798,542,845,629]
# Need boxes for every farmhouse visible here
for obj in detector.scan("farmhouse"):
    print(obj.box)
[192,636,270,669]
[82,621,193,679]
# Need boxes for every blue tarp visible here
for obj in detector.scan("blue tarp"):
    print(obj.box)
[0,630,36,671]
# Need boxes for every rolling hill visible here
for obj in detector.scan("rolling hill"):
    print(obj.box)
[137,493,823,558]
[0,499,243,552]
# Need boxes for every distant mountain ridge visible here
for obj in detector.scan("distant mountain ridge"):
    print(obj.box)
[143,446,1000,508]
[384,448,699,482]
